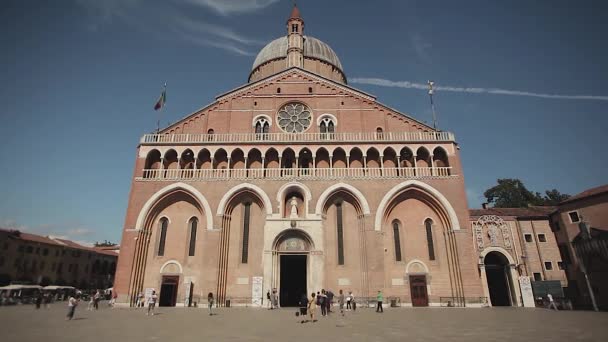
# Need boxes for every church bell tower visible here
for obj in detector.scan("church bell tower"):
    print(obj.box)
[286,4,304,68]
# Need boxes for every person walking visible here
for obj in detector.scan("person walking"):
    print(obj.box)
[326,290,334,314]
[43,292,51,309]
[93,290,101,310]
[298,292,308,323]
[272,289,279,309]
[35,292,43,309]
[547,293,558,310]
[87,293,95,311]
[308,292,317,322]
[319,290,327,316]
[146,290,157,316]
[338,290,345,316]
[66,295,79,320]
[376,290,384,313]
[207,292,214,316]
[110,291,117,308]
[346,291,352,311]
[266,290,271,309]
[137,292,144,308]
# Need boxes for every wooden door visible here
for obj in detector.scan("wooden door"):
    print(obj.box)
[410,275,429,307]
[160,276,179,307]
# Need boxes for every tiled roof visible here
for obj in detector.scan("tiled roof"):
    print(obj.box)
[469,206,556,219]
[0,227,118,256]
[560,184,608,205]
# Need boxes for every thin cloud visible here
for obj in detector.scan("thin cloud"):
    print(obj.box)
[186,0,280,15]
[76,0,265,56]
[351,78,608,101]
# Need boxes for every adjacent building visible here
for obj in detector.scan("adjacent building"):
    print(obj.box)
[470,207,567,306]
[550,184,608,310]
[0,228,118,289]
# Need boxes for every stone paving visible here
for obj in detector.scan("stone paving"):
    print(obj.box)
[1,302,607,342]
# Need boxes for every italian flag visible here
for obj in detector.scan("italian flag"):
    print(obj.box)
[154,85,166,111]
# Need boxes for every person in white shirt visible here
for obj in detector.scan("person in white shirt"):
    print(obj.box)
[147,291,157,316]
[66,295,79,320]
[547,293,558,310]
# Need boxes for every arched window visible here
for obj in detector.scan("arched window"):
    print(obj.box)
[188,217,198,256]
[319,117,336,139]
[254,117,270,139]
[207,129,215,141]
[393,220,402,262]
[425,218,435,260]
[158,218,168,256]
[376,127,384,139]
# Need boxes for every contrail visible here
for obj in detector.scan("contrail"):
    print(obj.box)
[350,77,608,101]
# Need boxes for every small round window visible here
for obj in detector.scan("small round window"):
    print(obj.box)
[277,102,312,133]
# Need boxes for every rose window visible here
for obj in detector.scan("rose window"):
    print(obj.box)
[277,102,312,133]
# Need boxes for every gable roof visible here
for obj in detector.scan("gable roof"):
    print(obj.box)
[469,206,556,219]
[160,67,437,134]
[560,184,608,205]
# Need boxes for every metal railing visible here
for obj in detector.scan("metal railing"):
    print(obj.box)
[141,131,455,145]
[138,167,454,181]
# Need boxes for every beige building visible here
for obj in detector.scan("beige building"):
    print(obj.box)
[550,184,608,310]
[470,207,567,306]
[0,228,118,289]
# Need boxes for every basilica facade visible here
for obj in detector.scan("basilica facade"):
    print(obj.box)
[114,5,496,307]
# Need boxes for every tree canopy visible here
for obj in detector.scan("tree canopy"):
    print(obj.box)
[483,179,570,208]
[94,240,117,247]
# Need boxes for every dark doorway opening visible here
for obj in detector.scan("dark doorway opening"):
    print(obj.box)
[280,254,307,307]
[159,275,179,307]
[409,275,429,307]
[485,252,512,306]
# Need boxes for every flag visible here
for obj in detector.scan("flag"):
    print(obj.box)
[154,84,166,111]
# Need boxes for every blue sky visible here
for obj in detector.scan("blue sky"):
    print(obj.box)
[2,0,607,244]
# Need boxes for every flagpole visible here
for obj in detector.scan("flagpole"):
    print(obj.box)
[428,80,438,130]
[156,83,166,134]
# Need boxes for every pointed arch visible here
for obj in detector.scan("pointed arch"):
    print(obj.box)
[315,183,371,216]
[374,180,460,231]
[216,183,273,216]
[135,182,213,231]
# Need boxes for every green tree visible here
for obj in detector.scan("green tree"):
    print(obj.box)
[484,179,539,208]
[484,179,570,208]
[94,240,117,247]
[539,189,570,205]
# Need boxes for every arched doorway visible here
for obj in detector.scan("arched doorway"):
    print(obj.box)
[274,230,311,307]
[484,251,513,306]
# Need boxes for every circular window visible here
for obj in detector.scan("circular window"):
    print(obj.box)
[277,102,312,133]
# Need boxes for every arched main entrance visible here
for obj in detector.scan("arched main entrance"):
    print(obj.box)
[484,251,513,306]
[274,230,311,307]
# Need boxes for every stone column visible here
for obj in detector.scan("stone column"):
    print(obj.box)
[396,156,401,177]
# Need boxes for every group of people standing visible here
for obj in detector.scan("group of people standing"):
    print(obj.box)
[298,289,357,323]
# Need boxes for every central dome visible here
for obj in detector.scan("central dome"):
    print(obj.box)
[249,36,346,84]
[252,36,343,72]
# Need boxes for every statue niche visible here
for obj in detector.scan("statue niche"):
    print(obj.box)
[284,191,304,219]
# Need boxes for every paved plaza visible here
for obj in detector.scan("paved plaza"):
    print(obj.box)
[1,303,607,342]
